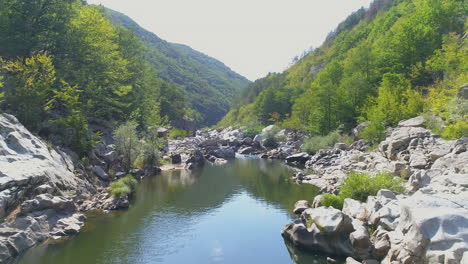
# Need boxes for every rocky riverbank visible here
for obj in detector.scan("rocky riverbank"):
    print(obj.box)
[164,116,468,263]
[1,111,466,263]
[281,117,468,264]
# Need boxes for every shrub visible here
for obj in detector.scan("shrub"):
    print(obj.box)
[423,114,445,134]
[169,128,189,139]
[301,130,340,154]
[139,130,162,169]
[109,175,138,198]
[262,125,283,149]
[360,121,386,144]
[321,194,344,210]
[442,120,468,139]
[243,125,262,139]
[339,171,405,202]
[114,121,141,170]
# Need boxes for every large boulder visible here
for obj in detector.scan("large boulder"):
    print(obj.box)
[0,114,94,220]
[384,193,468,263]
[282,207,355,257]
[379,126,431,160]
[185,150,205,169]
[286,152,310,164]
[293,200,310,215]
[398,116,425,127]
[20,194,76,215]
[210,148,235,160]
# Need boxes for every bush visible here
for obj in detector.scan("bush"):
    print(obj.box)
[321,194,344,210]
[114,121,141,170]
[339,171,405,202]
[423,114,445,135]
[301,130,340,154]
[169,128,189,139]
[243,125,262,139]
[442,120,468,139]
[263,125,282,149]
[109,175,138,198]
[360,121,386,144]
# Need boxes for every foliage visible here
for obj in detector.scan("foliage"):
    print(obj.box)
[109,175,138,198]
[320,194,344,210]
[114,121,141,170]
[104,8,250,126]
[442,120,468,140]
[339,171,405,202]
[218,0,466,143]
[0,54,55,130]
[169,128,189,139]
[0,1,247,156]
[263,126,283,149]
[360,121,386,144]
[243,122,263,139]
[301,130,340,154]
[139,129,162,169]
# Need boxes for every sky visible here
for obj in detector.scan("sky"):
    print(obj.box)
[88,0,373,81]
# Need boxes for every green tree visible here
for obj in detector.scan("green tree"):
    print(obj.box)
[114,121,141,171]
[0,53,55,129]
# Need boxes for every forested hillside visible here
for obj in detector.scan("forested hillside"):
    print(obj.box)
[0,0,248,156]
[219,0,467,142]
[104,8,250,126]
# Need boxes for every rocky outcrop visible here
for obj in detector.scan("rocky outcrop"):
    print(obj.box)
[0,114,95,218]
[283,116,468,263]
[0,114,96,263]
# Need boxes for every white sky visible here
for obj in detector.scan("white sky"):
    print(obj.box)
[88,0,372,81]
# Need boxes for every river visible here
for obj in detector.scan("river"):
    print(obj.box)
[16,158,343,264]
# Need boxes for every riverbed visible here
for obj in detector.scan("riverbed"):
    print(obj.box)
[15,158,343,264]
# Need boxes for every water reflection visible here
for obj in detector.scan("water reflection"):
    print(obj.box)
[16,158,337,264]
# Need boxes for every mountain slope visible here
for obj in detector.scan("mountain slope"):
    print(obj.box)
[104,8,250,126]
[219,0,467,141]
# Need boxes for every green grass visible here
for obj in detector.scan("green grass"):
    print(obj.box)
[320,171,405,208]
[321,194,345,210]
[340,171,405,202]
[169,128,189,139]
[109,175,138,198]
[301,130,340,154]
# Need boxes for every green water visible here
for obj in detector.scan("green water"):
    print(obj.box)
[16,158,341,264]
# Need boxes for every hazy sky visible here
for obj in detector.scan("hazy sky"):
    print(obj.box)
[88,0,372,80]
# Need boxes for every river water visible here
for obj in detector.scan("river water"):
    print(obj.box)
[16,158,343,264]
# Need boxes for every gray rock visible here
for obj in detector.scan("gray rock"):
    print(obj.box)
[350,225,371,260]
[335,143,349,151]
[242,137,253,145]
[0,113,94,219]
[210,148,235,159]
[398,116,425,127]
[102,150,118,164]
[409,152,427,169]
[377,189,396,200]
[34,184,55,195]
[93,166,109,180]
[302,207,354,233]
[253,135,262,143]
[214,158,228,165]
[20,194,76,214]
[362,260,379,264]
[185,150,205,169]
[238,147,259,155]
[171,153,181,164]
[346,257,361,264]
[384,193,468,263]
[312,195,323,208]
[286,152,310,164]
[293,200,310,215]
[342,199,367,221]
